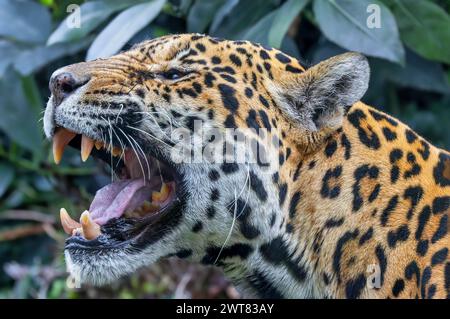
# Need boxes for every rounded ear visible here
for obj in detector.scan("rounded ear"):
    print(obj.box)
[277,52,370,133]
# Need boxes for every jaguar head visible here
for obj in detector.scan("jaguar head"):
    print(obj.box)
[43,34,369,286]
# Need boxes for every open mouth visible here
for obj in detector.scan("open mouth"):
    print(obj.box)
[53,127,181,247]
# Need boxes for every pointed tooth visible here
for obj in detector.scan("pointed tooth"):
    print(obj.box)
[80,211,101,240]
[142,201,160,214]
[53,129,77,164]
[152,183,170,203]
[159,183,170,201]
[95,140,103,150]
[112,146,122,157]
[60,208,81,235]
[151,191,160,203]
[142,201,152,210]
[81,135,94,162]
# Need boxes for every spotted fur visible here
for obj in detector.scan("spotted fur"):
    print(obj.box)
[44,34,449,299]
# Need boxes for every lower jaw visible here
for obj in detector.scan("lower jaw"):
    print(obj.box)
[64,191,185,251]
[53,129,182,251]
[55,138,182,246]
[68,177,184,247]
[60,175,178,237]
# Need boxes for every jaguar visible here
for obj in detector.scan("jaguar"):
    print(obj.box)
[43,34,449,299]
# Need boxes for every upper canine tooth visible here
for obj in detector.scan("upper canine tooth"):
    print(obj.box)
[80,211,101,240]
[60,208,81,235]
[81,135,94,162]
[94,140,103,150]
[53,129,76,164]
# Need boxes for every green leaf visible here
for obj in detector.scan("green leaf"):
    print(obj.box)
[386,0,450,64]
[240,5,304,56]
[0,69,42,154]
[21,76,43,119]
[210,0,240,33]
[0,0,51,44]
[313,0,405,63]
[281,36,301,60]
[0,163,14,198]
[14,38,92,76]
[40,0,54,7]
[0,41,22,77]
[268,0,309,48]
[48,279,66,299]
[211,0,277,39]
[178,0,195,16]
[1,37,89,81]
[375,50,450,94]
[47,0,145,45]
[310,37,346,64]
[241,11,277,44]
[187,0,227,33]
[3,188,25,208]
[86,0,166,61]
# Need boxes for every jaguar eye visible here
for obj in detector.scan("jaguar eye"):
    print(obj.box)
[160,69,186,80]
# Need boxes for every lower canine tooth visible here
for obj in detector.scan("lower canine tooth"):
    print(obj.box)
[80,211,101,240]
[60,208,81,235]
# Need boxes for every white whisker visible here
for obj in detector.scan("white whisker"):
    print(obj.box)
[156,160,164,184]
[126,125,173,149]
[116,103,125,124]
[214,189,238,265]
[214,159,251,264]
[135,111,174,137]
[127,132,151,179]
[101,115,118,182]
[110,126,126,170]
[107,118,114,181]
[116,126,146,184]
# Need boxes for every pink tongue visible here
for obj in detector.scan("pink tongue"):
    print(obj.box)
[89,179,153,225]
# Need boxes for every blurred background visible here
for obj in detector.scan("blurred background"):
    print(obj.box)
[0,0,449,299]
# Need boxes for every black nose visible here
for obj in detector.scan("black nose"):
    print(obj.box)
[49,72,89,106]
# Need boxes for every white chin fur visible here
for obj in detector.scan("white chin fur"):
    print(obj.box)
[65,252,122,286]
[63,244,166,287]
[43,97,56,138]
